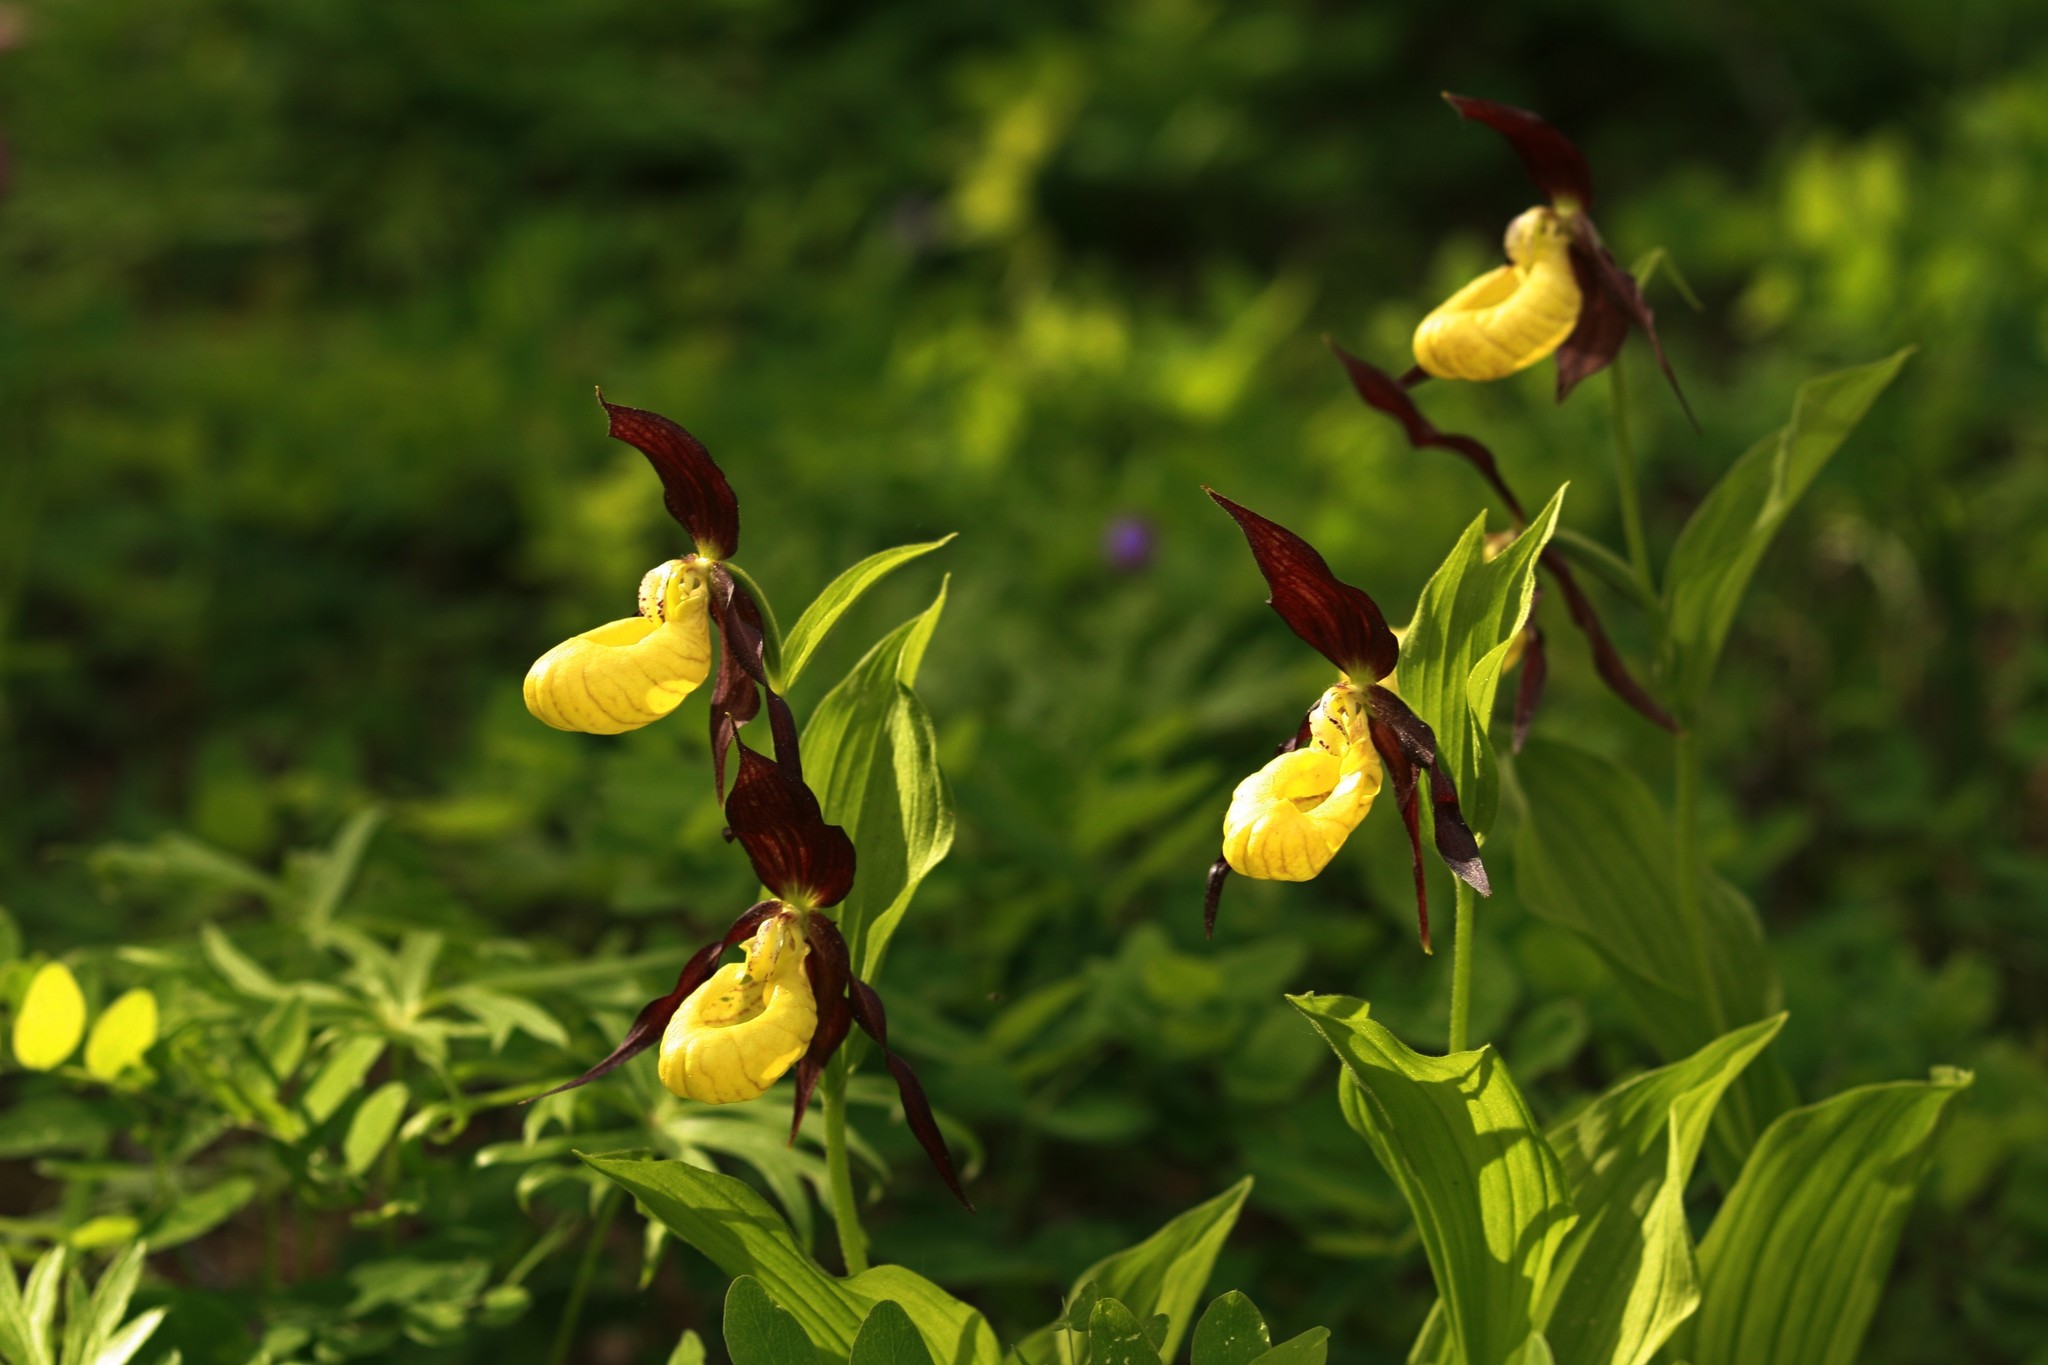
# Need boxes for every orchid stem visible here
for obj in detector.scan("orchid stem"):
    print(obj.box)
[548,1185,619,1365]
[1673,730,1730,1036]
[1609,352,1654,590]
[1447,878,1478,1053]
[822,1061,870,1276]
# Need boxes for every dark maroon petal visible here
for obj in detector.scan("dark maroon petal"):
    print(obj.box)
[707,566,766,800]
[1329,342,1527,522]
[1512,623,1548,755]
[1442,93,1595,210]
[524,901,780,1102]
[1205,489,1400,681]
[790,915,852,1143]
[600,396,741,561]
[1554,250,1633,401]
[848,980,971,1210]
[1566,225,1698,430]
[726,741,857,908]
[1368,718,1431,954]
[1544,555,1680,733]
[1363,686,1490,898]
[1203,857,1231,941]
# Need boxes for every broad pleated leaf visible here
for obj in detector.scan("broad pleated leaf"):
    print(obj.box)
[1514,738,1798,1177]
[1292,996,1574,1365]
[802,581,955,980]
[780,537,956,692]
[1677,1070,1972,1365]
[582,1154,1001,1365]
[1395,487,1563,839]
[1661,351,1909,711]
[1014,1179,1253,1365]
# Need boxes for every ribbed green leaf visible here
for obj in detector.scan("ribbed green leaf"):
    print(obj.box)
[1513,738,1798,1176]
[1016,1179,1253,1365]
[779,537,956,692]
[581,1154,1000,1365]
[1661,351,1909,711]
[849,1301,935,1365]
[1292,995,1573,1365]
[726,1276,822,1365]
[1396,487,1563,837]
[802,581,955,981]
[1677,1071,1971,1365]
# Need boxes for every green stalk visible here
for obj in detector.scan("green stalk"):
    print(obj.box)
[822,1060,870,1275]
[1608,352,1655,589]
[1447,879,1478,1053]
[548,1187,620,1365]
[1673,730,1730,1035]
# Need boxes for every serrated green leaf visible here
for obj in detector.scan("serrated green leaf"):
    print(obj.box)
[13,963,87,1073]
[1192,1291,1268,1365]
[1513,738,1799,1178]
[1537,1015,1785,1365]
[849,1300,936,1365]
[1017,1179,1253,1365]
[1088,1299,1164,1365]
[1675,1071,1971,1365]
[344,1081,409,1176]
[779,537,956,692]
[726,1275,822,1365]
[581,1154,1000,1365]
[1292,995,1574,1365]
[1396,487,1563,837]
[1661,351,1909,711]
[802,581,955,981]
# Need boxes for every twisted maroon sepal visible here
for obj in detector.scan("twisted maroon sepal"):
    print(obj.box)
[523,900,781,1103]
[847,979,973,1210]
[601,396,741,561]
[789,915,853,1142]
[1205,489,1400,681]
[726,741,856,910]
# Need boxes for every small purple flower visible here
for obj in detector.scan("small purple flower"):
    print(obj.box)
[1103,515,1156,573]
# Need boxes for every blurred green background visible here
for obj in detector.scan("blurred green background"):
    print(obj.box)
[4,0,2046,1360]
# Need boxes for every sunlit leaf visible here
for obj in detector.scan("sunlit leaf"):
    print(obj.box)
[779,537,956,692]
[83,990,158,1081]
[344,1081,410,1176]
[726,1275,822,1365]
[1661,351,1910,712]
[13,963,87,1073]
[1674,1070,1972,1365]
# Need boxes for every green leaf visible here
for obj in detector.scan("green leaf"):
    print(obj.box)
[780,537,957,692]
[803,581,956,981]
[198,923,286,1001]
[0,1244,39,1365]
[1088,1298,1164,1365]
[850,1301,936,1365]
[581,1154,1001,1365]
[13,963,87,1073]
[74,1241,145,1365]
[1292,995,1573,1365]
[1191,1291,1268,1365]
[344,1080,409,1176]
[726,1276,822,1365]
[147,1177,259,1251]
[82,989,157,1083]
[90,1307,166,1365]
[1396,487,1563,838]
[666,1330,707,1365]
[1675,1070,1972,1365]
[301,1035,387,1125]
[254,997,310,1081]
[298,807,383,942]
[1246,1330,1329,1365]
[1513,738,1799,1176]
[24,1246,65,1365]
[1661,351,1910,711]
[1538,1015,1785,1365]
[1017,1179,1253,1365]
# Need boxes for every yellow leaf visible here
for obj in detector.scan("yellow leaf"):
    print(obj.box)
[13,962,86,1072]
[85,988,159,1080]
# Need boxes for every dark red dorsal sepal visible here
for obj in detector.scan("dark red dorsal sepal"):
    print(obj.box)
[1206,490,1400,682]
[600,396,741,562]
[1441,93,1595,210]
[726,741,856,910]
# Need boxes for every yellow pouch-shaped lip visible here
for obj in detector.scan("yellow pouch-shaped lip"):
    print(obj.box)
[524,561,712,735]
[1413,206,1583,382]
[1222,686,1385,882]
[658,915,818,1104]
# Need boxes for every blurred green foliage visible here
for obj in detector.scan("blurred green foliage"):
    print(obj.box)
[2,0,2046,1360]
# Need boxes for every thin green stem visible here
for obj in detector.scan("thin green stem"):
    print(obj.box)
[548,1187,620,1365]
[822,1061,869,1276]
[1608,351,1655,589]
[1447,879,1479,1053]
[1673,730,1730,1035]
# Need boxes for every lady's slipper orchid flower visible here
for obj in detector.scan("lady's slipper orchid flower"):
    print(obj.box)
[1414,94,1693,424]
[524,396,786,797]
[1329,341,1678,738]
[1204,490,1490,951]
[530,739,969,1207]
